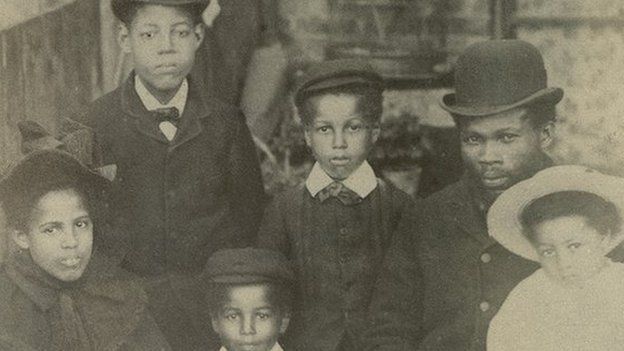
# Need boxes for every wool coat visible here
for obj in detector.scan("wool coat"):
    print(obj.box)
[365,176,624,351]
[257,180,414,351]
[0,252,170,351]
[86,72,265,276]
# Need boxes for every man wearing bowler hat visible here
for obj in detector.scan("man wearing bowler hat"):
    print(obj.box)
[365,40,563,350]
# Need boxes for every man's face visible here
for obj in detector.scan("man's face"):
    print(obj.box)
[458,108,552,196]
[119,5,203,93]
[304,94,380,180]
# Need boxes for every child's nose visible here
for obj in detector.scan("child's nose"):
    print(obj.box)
[61,229,79,248]
[157,33,176,53]
[332,131,347,149]
[240,316,256,335]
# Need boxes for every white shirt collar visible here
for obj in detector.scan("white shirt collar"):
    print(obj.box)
[219,343,283,351]
[134,75,188,115]
[306,161,378,199]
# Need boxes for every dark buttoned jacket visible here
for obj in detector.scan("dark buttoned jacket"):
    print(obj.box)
[258,180,414,351]
[365,176,540,351]
[86,73,265,276]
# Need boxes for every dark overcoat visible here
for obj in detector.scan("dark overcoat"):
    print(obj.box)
[365,177,539,351]
[258,180,414,351]
[0,254,170,351]
[86,73,265,276]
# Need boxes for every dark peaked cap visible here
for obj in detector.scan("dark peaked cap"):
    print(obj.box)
[294,59,384,107]
[111,0,209,21]
[440,39,563,117]
[204,248,295,284]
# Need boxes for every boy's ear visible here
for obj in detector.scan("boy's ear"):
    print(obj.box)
[539,121,555,149]
[210,314,220,334]
[371,122,381,144]
[192,23,205,49]
[279,311,291,334]
[11,230,30,250]
[117,24,132,54]
[303,128,312,148]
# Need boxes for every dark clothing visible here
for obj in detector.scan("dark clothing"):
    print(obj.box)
[366,177,539,351]
[366,175,624,351]
[86,72,265,276]
[0,252,169,351]
[86,73,265,349]
[258,180,414,351]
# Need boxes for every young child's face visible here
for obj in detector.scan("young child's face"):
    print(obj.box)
[13,189,93,282]
[119,5,203,93]
[531,215,609,287]
[304,93,380,180]
[212,284,289,351]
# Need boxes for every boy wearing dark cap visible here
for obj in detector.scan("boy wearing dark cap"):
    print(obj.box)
[257,59,414,351]
[204,248,294,351]
[84,0,265,349]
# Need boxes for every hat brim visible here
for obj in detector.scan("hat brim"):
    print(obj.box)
[208,274,282,284]
[112,0,209,21]
[488,165,624,262]
[440,87,563,117]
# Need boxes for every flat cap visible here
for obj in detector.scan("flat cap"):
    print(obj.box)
[204,248,295,284]
[112,0,209,22]
[294,59,384,107]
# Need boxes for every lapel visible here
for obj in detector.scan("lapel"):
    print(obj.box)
[441,176,496,249]
[119,72,212,149]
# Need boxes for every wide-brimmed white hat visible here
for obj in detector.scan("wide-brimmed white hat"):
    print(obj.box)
[488,165,624,261]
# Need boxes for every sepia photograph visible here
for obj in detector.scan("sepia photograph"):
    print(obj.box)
[1,0,624,350]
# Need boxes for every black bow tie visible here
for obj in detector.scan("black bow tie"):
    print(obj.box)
[154,107,180,127]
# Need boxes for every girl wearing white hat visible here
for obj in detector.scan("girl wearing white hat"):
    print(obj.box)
[486,165,624,351]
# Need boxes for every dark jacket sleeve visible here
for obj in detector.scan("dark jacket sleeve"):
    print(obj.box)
[256,191,291,255]
[227,111,267,243]
[364,206,424,351]
[123,312,172,351]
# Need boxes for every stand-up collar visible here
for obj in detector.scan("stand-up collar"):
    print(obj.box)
[306,161,378,199]
[134,76,188,115]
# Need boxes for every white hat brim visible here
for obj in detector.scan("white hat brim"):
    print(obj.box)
[488,165,624,261]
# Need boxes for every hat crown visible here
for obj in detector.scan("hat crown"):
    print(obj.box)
[454,40,548,109]
[204,248,294,284]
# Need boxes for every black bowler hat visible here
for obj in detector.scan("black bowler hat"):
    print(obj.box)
[294,59,384,108]
[0,150,109,214]
[440,40,563,117]
[203,248,295,284]
[111,0,209,22]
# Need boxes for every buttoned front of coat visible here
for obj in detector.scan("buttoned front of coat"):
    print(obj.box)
[87,73,265,276]
[366,177,539,351]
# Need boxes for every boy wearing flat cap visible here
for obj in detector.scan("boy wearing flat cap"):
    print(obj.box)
[257,59,414,351]
[203,248,294,351]
[84,0,265,349]
[364,40,612,350]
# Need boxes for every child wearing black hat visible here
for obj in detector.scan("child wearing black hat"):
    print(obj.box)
[0,150,170,350]
[257,59,414,351]
[84,0,265,348]
[203,248,294,351]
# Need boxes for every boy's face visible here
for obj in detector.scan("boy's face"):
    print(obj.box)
[212,284,289,351]
[458,107,552,197]
[531,215,609,287]
[12,189,93,282]
[118,4,203,93]
[304,93,380,180]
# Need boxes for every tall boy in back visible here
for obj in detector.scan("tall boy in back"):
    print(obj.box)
[85,0,265,348]
[257,59,415,351]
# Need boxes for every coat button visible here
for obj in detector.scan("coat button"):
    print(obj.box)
[480,253,492,263]
[340,228,348,235]
[479,301,490,312]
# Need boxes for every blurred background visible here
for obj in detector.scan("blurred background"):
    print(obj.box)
[1,0,624,198]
